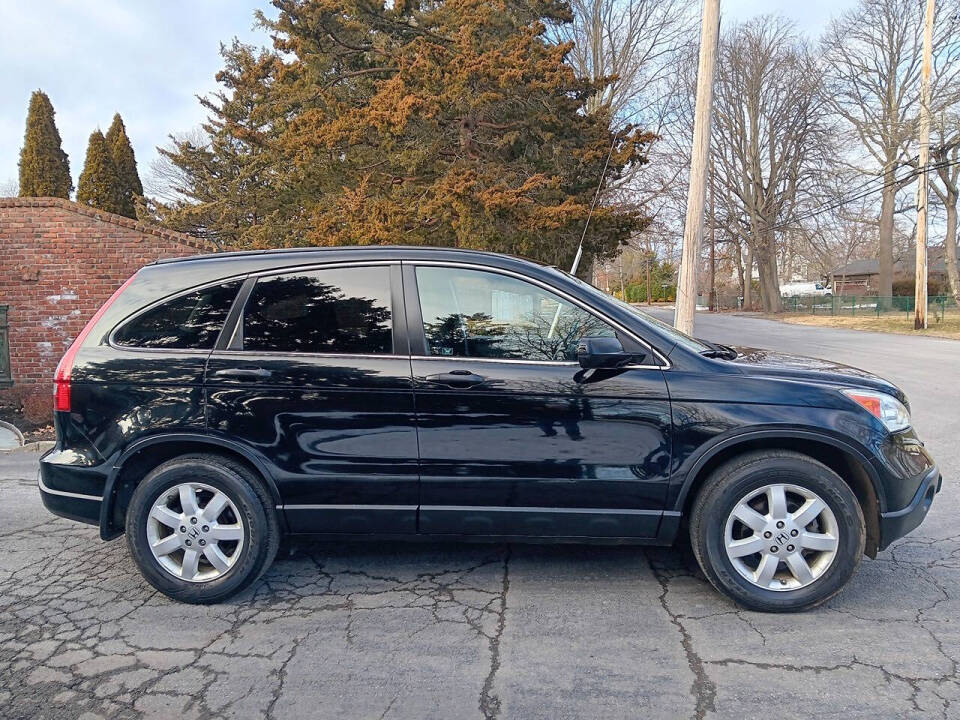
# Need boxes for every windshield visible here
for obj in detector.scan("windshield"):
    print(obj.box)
[546,267,711,354]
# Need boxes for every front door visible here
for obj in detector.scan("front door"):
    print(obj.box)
[205,263,419,534]
[406,263,672,538]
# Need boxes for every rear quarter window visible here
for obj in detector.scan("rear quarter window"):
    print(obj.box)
[113,281,242,350]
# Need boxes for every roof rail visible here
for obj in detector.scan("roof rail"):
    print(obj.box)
[152,244,544,266]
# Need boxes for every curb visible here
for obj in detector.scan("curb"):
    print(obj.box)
[1,440,54,454]
[0,420,25,450]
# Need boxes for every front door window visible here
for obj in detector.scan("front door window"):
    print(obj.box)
[415,266,616,362]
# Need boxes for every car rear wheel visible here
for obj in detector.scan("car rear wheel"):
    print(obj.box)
[126,454,280,603]
[690,450,865,612]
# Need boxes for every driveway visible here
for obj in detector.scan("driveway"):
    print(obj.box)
[1,313,957,719]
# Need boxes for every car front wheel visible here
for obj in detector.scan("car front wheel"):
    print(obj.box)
[126,454,280,603]
[690,450,865,612]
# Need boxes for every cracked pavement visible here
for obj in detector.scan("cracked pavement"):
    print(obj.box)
[2,313,958,719]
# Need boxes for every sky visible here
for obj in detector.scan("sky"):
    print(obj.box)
[0,0,853,194]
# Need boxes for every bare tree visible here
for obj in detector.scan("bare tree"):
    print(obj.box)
[931,111,960,301]
[0,178,19,197]
[792,172,881,292]
[711,17,828,312]
[559,0,694,121]
[822,0,960,302]
[144,128,209,206]
[558,0,694,284]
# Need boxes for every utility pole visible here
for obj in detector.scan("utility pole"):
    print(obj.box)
[709,161,717,311]
[915,0,935,330]
[675,0,721,334]
[646,236,653,304]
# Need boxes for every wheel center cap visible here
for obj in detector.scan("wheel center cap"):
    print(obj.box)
[178,516,210,548]
[765,520,798,551]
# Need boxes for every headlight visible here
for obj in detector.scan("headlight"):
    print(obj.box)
[842,389,911,432]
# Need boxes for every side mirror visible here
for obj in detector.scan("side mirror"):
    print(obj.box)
[576,336,641,369]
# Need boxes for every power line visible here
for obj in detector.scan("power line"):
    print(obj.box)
[757,157,960,233]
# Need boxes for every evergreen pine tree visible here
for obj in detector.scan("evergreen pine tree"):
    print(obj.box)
[105,113,142,218]
[18,90,72,198]
[76,130,124,214]
[152,40,285,248]
[156,2,652,263]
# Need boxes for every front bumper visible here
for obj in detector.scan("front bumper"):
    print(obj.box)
[878,465,941,550]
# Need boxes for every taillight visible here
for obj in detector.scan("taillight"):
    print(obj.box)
[54,273,138,413]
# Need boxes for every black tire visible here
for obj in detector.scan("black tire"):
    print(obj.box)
[689,450,865,613]
[126,454,280,604]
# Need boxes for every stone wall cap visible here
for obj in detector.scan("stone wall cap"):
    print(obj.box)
[0,197,219,253]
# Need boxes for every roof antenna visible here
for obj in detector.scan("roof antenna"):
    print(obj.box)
[569,138,617,276]
[548,136,618,340]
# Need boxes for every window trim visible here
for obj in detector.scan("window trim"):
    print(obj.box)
[108,276,248,354]
[227,261,402,358]
[404,260,670,369]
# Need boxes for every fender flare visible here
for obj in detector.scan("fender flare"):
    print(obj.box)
[671,427,886,513]
[98,432,282,539]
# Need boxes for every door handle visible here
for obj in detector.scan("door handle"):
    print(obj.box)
[423,370,487,388]
[211,368,273,380]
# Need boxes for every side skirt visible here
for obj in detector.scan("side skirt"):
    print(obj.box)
[282,532,675,546]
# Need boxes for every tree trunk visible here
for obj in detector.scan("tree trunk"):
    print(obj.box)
[878,165,896,305]
[946,193,959,303]
[733,239,744,301]
[742,242,753,310]
[618,254,625,299]
[755,233,783,313]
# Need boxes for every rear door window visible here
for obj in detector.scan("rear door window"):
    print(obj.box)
[242,266,393,354]
[114,281,241,350]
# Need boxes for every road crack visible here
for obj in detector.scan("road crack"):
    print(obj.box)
[479,545,511,720]
[648,552,717,720]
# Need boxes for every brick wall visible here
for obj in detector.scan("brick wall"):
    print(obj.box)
[0,198,218,399]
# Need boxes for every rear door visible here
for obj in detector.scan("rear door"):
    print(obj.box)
[205,262,419,534]
[405,263,672,538]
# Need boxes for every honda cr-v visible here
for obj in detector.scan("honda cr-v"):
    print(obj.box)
[39,247,941,611]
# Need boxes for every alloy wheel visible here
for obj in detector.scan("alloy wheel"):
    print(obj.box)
[146,482,245,583]
[723,483,839,591]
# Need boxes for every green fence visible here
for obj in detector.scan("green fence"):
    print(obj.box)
[619,284,676,303]
[782,295,956,319]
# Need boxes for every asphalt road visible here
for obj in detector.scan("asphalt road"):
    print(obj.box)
[1,312,958,719]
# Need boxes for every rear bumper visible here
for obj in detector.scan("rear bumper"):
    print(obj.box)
[878,466,941,550]
[38,471,102,526]
[38,449,105,527]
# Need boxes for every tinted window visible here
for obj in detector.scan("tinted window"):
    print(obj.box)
[415,266,616,361]
[243,266,392,354]
[548,267,706,355]
[114,281,241,349]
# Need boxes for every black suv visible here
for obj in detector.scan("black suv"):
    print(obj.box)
[39,247,941,611]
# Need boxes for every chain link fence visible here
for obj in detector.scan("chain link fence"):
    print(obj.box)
[781,295,956,320]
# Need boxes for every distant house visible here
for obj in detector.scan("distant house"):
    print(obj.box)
[830,247,947,295]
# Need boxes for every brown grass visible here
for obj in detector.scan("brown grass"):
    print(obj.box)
[774,310,960,340]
